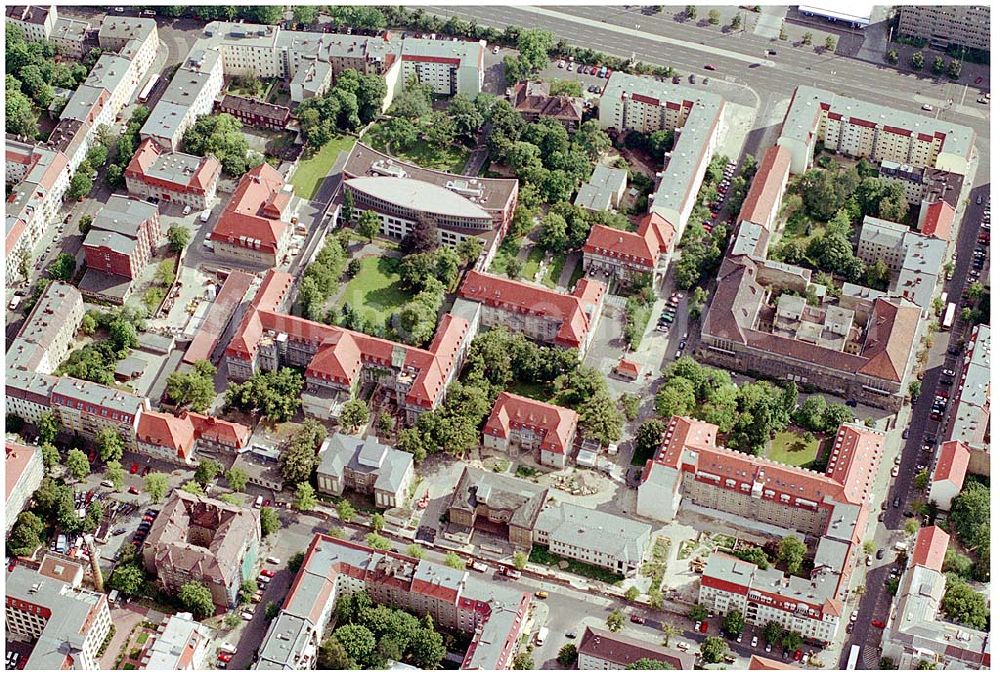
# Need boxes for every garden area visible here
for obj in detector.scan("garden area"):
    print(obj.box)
[339,256,410,327]
[364,120,470,174]
[529,545,624,586]
[290,133,357,200]
[765,429,823,467]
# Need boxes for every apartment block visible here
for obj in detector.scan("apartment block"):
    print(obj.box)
[448,467,549,549]
[5,567,112,670]
[5,281,84,375]
[49,16,90,57]
[583,212,676,282]
[928,440,971,508]
[289,58,333,103]
[737,145,792,232]
[140,49,225,151]
[342,143,518,265]
[4,370,60,426]
[880,526,990,669]
[5,442,43,534]
[51,377,149,448]
[143,490,261,611]
[574,164,628,212]
[316,434,415,508]
[578,626,693,670]
[897,5,990,51]
[482,392,580,468]
[82,194,160,283]
[136,410,251,466]
[400,38,485,96]
[225,271,475,424]
[534,503,650,575]
[5,5,56,42]
[256,534,529,670]
[458,271,605,356]
[777,86,975,176]
[210,163,295,267]
[125,138,221,209]
[640,417,883,644]
[945,324,990,474]
[97,15,159,78]
[855,215,947,312]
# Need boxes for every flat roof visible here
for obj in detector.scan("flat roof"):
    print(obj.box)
[345,176,492,220]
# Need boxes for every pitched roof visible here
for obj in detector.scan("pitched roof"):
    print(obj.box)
[126,138,221,192]
[511,81,584,122]
[211,164,291,253]
[932,440,971,487]
[578,626,693,670]
[458,271,604,349]
[920,200,955,240]
[912,526,950,572]
[749,656,797,669]
[449,466,549,531]
[186,413,251,448]
[484,392,579,455]
[137,411,196,459]
[737,145,790,228]
[858,297,922,382]
[6,442,40,501]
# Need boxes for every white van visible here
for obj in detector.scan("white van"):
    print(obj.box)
[199,209,211,223]
[535,627,549,646]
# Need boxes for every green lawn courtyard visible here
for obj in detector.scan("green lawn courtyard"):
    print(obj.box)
[521,246,545,282]
[766,430,822,467]
[339,256,410,327]
[363,122,470,174]
[542,252,567,289]
[290,134,357,200]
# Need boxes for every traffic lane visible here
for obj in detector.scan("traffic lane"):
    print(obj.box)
[230,569,294,669]
[420,5,989,140]
[842,566,892,668]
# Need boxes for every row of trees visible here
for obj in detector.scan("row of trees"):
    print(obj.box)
[298,231,349,321]
[57,308,143,386]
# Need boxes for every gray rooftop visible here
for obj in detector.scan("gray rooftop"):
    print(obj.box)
[83,54,133,94]
[98,15,156,45]
[144,613,210,670]
[317,433,414,496]
[535,502,650,565]
[5,368,59,401]
[345,176,493,220]
[6,567,106,671]
[94,194,158,237]
[449,466,549,531]
[60,84,108,123]
[51,16,90,42]
[400,37,483,62]
[5,281,82,372]
[52,376,147,414]
[84,229,138,256]
[574,164,628,212]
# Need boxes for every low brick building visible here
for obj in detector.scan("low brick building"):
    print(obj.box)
[82,194,160,282]
[447,467,548,549]
[216,94,291,130]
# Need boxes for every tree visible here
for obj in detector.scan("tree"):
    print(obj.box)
[339,398,370,432]
[782,631,804,652]
[578,393,624,445]
[279,418,326,484]
[334,624,377,668]
[912,51,925,70]
[688,603,708,621]
[265,600,280,620]
[863,540,876,555]
[225,467,249,493]
[293,482,317,511]
[109,317,138,352]
[943,548,974,579]
[886,49,899,64]
[607,608,626,633]
[633,420,667,462]
[108,563,145,596]
[167,224,191,252]
[447,94,485,143]
[424,111,457,149]
[366,533,391,550]
[762,620,784,646]
[39,442,60,473]
[573,120,611,161]
[67,172,93,201]
[801,31,813,46]
[457,237,484,265]
[736,546,770,569]
[194,459,221,487]
[512,551,528,569]
[288,551,305,573]
[722,610,744,639]
[557,643,578,667]
[181,480,204,495]
[707,9,720,24]
[336,498,357,522]
[47,253,77,281]
[444,553,466,570]
[825,35,837,51]
[685,5,697,20]
[941,579,988,630]
[357,211,381,243]
[700,636,729,664]
[239,578,258,605]
[144,472,169,502]
[409,627,447,669]
[407,544,425,560]
[730,14,741,30]
[6,81,39,138]
[914,469,930,490]
[8,511,44,556]
[371,513,384,533]
[38,411,60,444]
[538,212,568,253]
[947,59,962,79]
[932,55,946,75]
[292,5,318,26]
[777,535,806,574]
[94,426,124,464]
[318,637,354,670]
[66,448,90,480]
[624,585,640,602]
[260,507,280,537]
[178,581,215,618]
[181,114,250,176]
[627,659,674,669]
[76,214,94,236]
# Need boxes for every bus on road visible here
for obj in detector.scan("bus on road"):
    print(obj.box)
[138,74,160,103]
[942,302,957,330]
[846,644,861,670]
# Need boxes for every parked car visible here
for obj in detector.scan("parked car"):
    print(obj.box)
[751,636,758,648]
[704,64,717,70]
[630,614,645,624]
[128,485,139,495]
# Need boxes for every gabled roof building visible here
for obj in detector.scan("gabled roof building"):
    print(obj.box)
[210,163,295,267]
[125,138,222,209]
[316,434,415,509]
[483,392,580,468]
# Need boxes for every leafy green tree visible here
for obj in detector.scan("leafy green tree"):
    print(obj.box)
[947,60,962,79]
[334,624,377,668]
[40,442,60,473]
[407,544,425,559]
[444,553,466,570]
[825,35,837,51]
[94,426,124,464]
[194,459,221,487]
[293,482,317,511]
[66,448,90,480]
[339,398,370,432]
[912,51,925,69]
[167,224,191,252]
[366,533,391,550]
[685,5,697,19]
[67,172,93,201]
[8,511,44,556]
[279,418,326,484]
[6,78,39,138]
[735,546,770,569]
[512,551,528,569]
[886,49,899,64]
[782,631,803,651]
[357,211,381,243]
[730,14,742,29]
[801,31,813,45]
[557,643,578,666]
[720,611,744,640]
[624,585,641,602]
[371,514,384,533]
[762,621,784,646]
[318,636,354,669]
[292,5,318,26]
[178,581,215,618]
[181,114,250,175]
[181,480,203,495]
[38,411,60,444]
[225,467,249,493]
[943,548,973,579]
[47,253,77,281]
[700,636,729,664]
[607,608,626,633]
[144,472,169,502]
[288,551,305,573]
[457,237,484,265]
[108,563,145,596]
[226,368,303,422]
[941,579,988,630]
[688,603,708,621]
[628,658,674,669]
[777,535,807,574]
[239,578,258,604]
[707,9,720,24]
[336,499,356,522]
[260,507,280,537]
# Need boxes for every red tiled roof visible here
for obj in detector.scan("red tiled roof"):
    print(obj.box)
[484,392,579,455]
[749,656,797,670]
[583,224,658,268]
[5,442,39,500]
[825,423,883,504]
[137,411,196,461]
[6,218,26,255]
[126,139,221,192]
[912,525,950,572]
[458,270,604,350]
[858,298,922,383]
[920,200,955,240]
[737,145,790,228]
[932,440,971,486]
[252,268,294,313]
[211,164,290,253]
[186,413,251,449]
[616,359,640,379]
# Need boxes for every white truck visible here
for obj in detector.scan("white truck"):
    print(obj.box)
[535,627,549,646]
